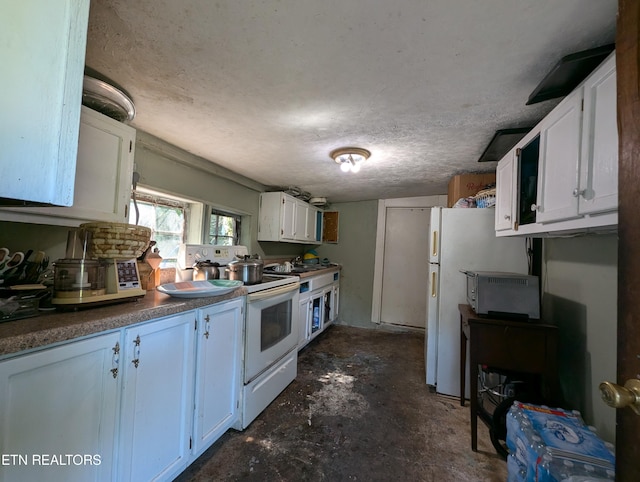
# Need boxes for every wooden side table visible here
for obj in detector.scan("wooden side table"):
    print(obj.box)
[459,304,559,452]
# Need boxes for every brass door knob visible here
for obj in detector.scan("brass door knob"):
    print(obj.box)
[599,379,640,415]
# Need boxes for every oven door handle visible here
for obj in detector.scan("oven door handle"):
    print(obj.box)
[247,282,300,302]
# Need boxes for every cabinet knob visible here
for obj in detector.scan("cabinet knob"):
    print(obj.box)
[530,204,540,212]
[504,215,511,220]
[572,188,586,198]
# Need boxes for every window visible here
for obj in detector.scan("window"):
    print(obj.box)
[129,193,187,267]
[208,209,241,246]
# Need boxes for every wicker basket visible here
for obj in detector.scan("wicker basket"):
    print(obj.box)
[474,187,496,208]
[80,222,151,259]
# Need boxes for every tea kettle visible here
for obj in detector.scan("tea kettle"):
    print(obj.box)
[193,260,220,280]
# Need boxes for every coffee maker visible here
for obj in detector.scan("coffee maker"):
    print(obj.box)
[52,229,146,307]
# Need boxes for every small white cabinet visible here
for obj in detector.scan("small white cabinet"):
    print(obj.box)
[495,152,516,231]
[536,87,584,223]
[258,192,322,244]
[578,53,618,215]
[297,270,340,350]
[298,294,312,348]
[0,331,120,482]
[192,298,244,457]
[118,311,196,482]
[0,0,90,206]
[0,106,136,226]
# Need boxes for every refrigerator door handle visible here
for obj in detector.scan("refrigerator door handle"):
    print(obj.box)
[431,270,437,297]
[431,230,438,257]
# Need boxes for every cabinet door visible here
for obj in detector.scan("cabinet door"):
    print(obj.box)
[309,293,324,339]
[118,312,195,482]
[305,206,319,242]
[0,106,136,225]
[294,199,308,241]
[536,89,583,223]
[281,194,296,240]
[579,53,618,215]
[193,299,243,457]
[298,296,311,349]
[323,287,333,327]
[0,0,89,206]
[0,332,120,482]
[495,152,516,231]
[331,283,340,322]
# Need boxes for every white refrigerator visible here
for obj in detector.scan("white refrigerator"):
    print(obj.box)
[425,207,529,398]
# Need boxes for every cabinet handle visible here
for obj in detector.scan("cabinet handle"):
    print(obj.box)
[111,341,120,378]
[572,188,586,198]
[530,204,541,212]
[504,215,511,220]
[204,314,210,339]
[132,335,141,368]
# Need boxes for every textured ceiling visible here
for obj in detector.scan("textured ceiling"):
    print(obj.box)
[85,0,617,203]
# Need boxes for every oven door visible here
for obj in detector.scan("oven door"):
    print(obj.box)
[245,283,299,383]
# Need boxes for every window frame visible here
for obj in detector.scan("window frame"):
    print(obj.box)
[207,207,242,246]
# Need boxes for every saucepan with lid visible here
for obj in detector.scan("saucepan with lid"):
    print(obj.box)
[226,255,264,285]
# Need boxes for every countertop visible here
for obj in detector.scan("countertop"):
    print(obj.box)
[0,287,247,358]
[0,264,341,359]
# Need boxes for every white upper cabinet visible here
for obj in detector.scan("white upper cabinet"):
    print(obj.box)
[0,0,90,206]
[535,87,583,223]
[258,192,321,244]
[496,51,618,237]
[0,107,136,226]
[578,53,618,215]
[495,151,516,231]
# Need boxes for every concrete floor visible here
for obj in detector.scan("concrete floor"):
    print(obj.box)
[176,325,507,481]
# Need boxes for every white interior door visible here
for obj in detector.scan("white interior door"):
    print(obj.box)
[380,207,431,328]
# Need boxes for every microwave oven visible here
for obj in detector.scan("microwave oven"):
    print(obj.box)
[463,271,540,319]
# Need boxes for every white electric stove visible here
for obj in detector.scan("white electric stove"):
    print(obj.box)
[177,245,300,429]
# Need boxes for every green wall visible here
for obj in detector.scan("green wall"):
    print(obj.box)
[316,200,378,328]
[541,234,617,442]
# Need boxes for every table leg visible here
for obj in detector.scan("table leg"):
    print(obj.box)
[470,342,478,452]
[460,316,466,407]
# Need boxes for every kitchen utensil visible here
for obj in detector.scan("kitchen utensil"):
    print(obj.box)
[226,255,264,285]
[0,248,9,267]
[193,261,220,280]
[0,252,24,275]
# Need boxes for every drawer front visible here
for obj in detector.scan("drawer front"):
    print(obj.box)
[470,324,553,373]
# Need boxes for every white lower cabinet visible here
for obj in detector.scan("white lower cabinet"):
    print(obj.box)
[298,294,312,348]
[0,332,121,482]
[297,271,340,350]
[118,311,196,482]
[0,300,245,482]
[192,298,243,457]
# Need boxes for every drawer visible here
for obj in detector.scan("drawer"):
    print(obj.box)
[469,323,555,374]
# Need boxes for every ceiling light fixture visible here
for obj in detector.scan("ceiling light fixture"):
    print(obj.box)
[330,147,371,174]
